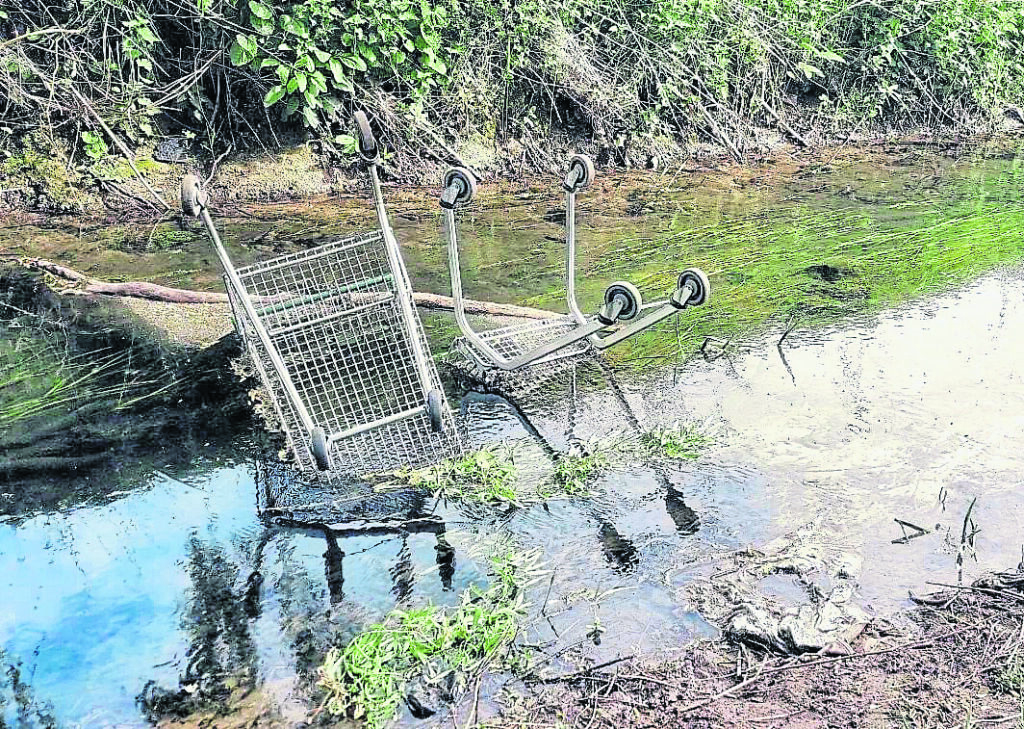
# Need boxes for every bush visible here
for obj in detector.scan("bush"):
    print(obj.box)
[1,0,1022,168]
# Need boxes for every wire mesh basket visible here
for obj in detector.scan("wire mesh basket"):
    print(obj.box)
[228,233,459,476]
[182,112,461,499]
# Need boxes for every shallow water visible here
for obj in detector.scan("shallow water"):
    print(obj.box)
[3,142,1024,726]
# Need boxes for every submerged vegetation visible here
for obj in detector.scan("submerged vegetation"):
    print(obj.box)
[390,445,613,504]
[551,450,608,494]
[3,0,1024,192]
[318,549,542,728]
[641,423,714,461]
[393,447,521,504]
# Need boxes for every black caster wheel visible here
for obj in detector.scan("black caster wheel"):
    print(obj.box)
[354,110,379,162]
[426,389,445,432]
[564,154,596,192]
[676,268,711,308]
[441,167,477,209]
[603,280,643,322]
[310,427,331,471]
[180,174,206,217]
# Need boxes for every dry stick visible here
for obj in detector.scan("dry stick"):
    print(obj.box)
[756,93,809,148]
[0,28,82,51]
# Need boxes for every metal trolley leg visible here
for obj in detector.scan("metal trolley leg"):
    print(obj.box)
[561,155,712,350]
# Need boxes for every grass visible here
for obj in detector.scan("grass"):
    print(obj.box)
[641,423,714,460]
[392,447,521,504]
[0,331,167,426]
[318,549,543,729]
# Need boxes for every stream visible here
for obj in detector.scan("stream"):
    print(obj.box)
[2,141,1024,727]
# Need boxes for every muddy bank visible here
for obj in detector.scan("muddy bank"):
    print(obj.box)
[0,267,255,513]
[1,124,1021,219]
[493,567,1024,728]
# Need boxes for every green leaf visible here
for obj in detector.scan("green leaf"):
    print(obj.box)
[248,1,272,19]
[286,76,299,93]
[252,16,274,35]
[263,85,285,106]
[137,26,158,43]
[313,48,331,64]
[342,54,367,72]
[295,72,307,92]
[302,105,318,127]
[259,58,279,69]
[328,58,345,83]
[357,43,377,64]
[229,41,248,67]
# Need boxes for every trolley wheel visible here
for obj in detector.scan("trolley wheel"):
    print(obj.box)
[354,110,379,162]
[441,167,477,209]
[180,174,205,217]
[675,268,711,308]
[603,281,643,322]
[310,427,332,471]
[565,154,596,192]
[426,389,445,432]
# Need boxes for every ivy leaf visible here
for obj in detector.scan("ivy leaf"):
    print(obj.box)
[264,85,285,106]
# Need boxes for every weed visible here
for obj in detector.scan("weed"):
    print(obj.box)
[995,654,1024,696]
[550,451,607,496]
[318,549,543,729]
[394,447,521,504]
[641,423,714,460]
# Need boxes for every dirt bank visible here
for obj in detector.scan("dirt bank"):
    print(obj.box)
[493,568,1024,728]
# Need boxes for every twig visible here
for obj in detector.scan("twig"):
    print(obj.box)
[204,144,234,187]
[892,518,931,544]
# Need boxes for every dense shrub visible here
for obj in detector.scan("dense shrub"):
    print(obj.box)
[1,0,1022,166]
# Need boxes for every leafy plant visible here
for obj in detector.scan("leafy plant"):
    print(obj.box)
[641,423,714,460]
[318,549,543,729]
[80,131,108,160]
[231,0,456,128]
[394,447,520,504]
[551,451,607,495]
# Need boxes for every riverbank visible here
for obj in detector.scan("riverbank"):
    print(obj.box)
[492,568,1024,728]
[3,125,1023,219]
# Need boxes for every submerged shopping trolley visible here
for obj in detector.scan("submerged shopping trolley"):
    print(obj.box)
[439,156,711,388]
[181,112,457,476]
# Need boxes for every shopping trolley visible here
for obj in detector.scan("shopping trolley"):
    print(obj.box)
[181,112,457,475]
[439,156,711,378]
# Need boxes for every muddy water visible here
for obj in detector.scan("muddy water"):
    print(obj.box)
[3,143,1024,726]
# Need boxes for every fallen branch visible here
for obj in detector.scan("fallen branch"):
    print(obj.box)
[17,257,557,319]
